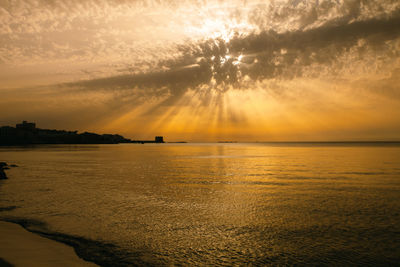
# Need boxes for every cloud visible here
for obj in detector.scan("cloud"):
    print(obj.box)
[1,0,399,140]
[61,8,400,97]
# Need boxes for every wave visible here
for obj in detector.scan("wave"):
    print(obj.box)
[0,217,155,267]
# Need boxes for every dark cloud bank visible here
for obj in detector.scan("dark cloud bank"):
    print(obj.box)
[67,4,400,105]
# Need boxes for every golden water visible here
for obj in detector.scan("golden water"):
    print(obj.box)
[1,143,399,265]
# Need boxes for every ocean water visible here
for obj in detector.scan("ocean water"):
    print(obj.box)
[0,143,399,266]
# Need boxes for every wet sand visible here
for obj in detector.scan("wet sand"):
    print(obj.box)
[0,221,97,267]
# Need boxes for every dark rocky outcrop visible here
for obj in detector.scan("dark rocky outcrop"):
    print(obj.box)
[0,162,18,180]
[0,169,7,180]
[0,162,8,179]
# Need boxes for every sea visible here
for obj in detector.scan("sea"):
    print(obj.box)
[0,143,399,266]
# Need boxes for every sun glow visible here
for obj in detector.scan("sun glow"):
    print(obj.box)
[1,0,399,141]
[184,5,256,43]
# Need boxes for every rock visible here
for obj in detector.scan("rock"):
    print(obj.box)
[0,169,7,179]
[0,162,11,179]
[0,206,17,212]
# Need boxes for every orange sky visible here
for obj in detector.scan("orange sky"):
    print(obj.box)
[1,0,399,141]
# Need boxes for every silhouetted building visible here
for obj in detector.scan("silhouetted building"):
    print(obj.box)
[16,121,36,130]
[0,126,16,136]
[155,136,164,143]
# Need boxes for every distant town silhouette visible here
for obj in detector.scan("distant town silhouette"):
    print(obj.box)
[0,121,164,145]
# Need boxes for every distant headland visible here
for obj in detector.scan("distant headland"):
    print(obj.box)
[0,121,164,145]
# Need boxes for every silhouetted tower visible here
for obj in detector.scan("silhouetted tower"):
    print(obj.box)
[155,136,164,143]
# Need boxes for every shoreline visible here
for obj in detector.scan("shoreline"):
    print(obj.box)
[0,220,98,267]
[0,163,144,266]
[0,217,150,266]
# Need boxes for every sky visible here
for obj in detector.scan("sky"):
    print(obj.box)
[0,0,399,141]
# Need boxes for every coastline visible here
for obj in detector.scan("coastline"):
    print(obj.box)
[0,220,98,267]
[0,162,143,267]
[0,217,150,266]
[0,163,99,266]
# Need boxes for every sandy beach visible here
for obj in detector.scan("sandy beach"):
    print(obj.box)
[0,221,97,267]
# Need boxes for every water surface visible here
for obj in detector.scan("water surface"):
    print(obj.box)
[1,143,399,265]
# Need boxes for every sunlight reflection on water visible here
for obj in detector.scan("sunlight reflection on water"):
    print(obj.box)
[0,143,399,265]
